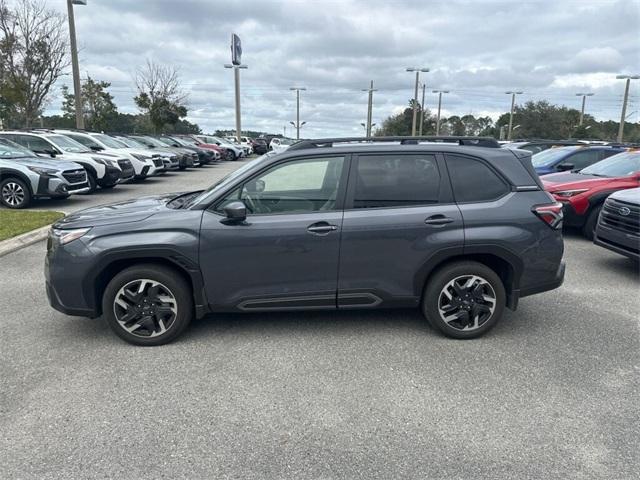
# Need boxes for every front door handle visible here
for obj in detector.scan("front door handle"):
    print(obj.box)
[425,215,454,226]
[307,222,338,235]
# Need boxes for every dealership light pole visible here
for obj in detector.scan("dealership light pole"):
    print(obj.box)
[616,74,640,142]
[505,91,523,141]
[290,87,306,140]
[432,90,449,135]
[361,80,377,137]
[360,122,376,135]
[418,83,426,136]
[224,34,247,142]
[67,0,86,129]
[406,67,429,136]
[575,92,594,126]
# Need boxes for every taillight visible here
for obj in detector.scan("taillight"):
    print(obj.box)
[532,203,564,229]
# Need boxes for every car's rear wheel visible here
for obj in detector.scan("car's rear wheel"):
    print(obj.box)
[422,261,505,339]
[0,177,31,209]
[582,204,602,240]
[102,264,193,346]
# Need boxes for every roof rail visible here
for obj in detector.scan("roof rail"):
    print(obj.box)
[287,135,501,151]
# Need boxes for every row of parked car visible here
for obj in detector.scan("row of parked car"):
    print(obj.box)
[502,139,639,260]
[0,130,256,209]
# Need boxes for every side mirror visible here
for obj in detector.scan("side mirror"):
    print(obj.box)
[46,149,58,157]
[557,163,574,172]
[90,145,103,151]
[221,201,247,224]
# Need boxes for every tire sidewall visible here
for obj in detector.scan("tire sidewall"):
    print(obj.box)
[0,177,31,209]
[102,265,193,346]
[582,204,602,240]
[423,261,506,339]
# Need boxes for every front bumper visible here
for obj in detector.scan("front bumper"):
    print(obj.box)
[98,166,121,186]
[45,236,99,318]
[594,227,640,260]
[35,176,89,198]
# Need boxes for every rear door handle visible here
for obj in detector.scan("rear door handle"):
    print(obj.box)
[425,215,454,226]
[307,222,338,235]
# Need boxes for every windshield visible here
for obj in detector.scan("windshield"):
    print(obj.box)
[581,151,640,177]
[155,137,177,147]
[184,153,276,208]
[131,136,166,148]
[279,138,294,145]
[46,134,91,153]
[115,136,145,149]
[168,136,192,147]
[0,139,37,158]
[174,136,198,146]
[531,146,579,167]
[93,134,127,149]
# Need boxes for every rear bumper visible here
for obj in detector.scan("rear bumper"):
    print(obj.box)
[514,260,566,307]
[559,202,585,228]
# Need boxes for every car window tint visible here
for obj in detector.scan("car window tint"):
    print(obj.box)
[216,156,345,214]
[13,135,51,152]
[353,154,440,209]
[565,150,602,170]
[446,155,509,203]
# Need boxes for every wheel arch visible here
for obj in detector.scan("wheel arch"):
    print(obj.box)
[414,246,523,310]
[0,169,35,195]
[87,253,209,319]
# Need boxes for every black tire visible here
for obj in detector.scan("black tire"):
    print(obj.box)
[225,150,236,161]
[80,171,97,194]
[422,261,505,339]
[102,264,193,346]
[0,177,31,209]
[582,204,602,240]
[100,183,116,189]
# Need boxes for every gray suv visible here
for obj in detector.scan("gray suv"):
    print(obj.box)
[0,139,89,208]
[46,136,566,345]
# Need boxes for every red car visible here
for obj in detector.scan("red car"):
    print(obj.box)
[542,150,640,238]
[175,135,225,161]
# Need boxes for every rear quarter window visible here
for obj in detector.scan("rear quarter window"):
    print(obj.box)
[446,154,510,203]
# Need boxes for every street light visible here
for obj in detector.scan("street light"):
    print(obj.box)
[432,89,449,135]
[67,0,87,129]
[361,81,377,137]
[406,67,429,136]
[505,91,523,141]
[616,74,640,142]
[224,63,248,143]
[360,122,376,135]
[289,87,306,140]
[575,93,594,126]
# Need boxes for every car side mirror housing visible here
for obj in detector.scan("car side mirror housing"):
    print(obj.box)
[46,149,58,157]
[221,201,247,224]
[90,146,103,151]
[557,163,574,172]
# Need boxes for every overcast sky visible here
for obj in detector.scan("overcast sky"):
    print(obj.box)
[42,0,640,136]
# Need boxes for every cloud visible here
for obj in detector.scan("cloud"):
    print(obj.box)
[39,0,640,134]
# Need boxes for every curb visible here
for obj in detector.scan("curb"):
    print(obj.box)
[0,225,51,258]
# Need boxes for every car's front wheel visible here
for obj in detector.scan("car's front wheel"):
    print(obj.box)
[102,264,193,346]
[0,177,31,209]
[422,261,505,339]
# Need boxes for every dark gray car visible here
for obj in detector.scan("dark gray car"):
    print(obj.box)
[45,136,565,345]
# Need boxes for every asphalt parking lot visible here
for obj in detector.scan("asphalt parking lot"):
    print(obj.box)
[1,163,638,479]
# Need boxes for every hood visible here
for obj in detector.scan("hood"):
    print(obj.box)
[609,187,640,204]
[542,172,615,191]
[9,157,83,171]
[54,192,187,229]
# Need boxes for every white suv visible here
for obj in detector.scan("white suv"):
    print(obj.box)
[55,130,164,180]
[0,131,134,193]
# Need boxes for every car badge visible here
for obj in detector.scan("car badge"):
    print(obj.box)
[619,206,631,216]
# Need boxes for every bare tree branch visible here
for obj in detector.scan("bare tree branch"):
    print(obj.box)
[0,0,69,127]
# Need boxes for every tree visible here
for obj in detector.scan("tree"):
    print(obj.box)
[375,99,435,136]
[62,76,117,131]
[0,0,69,127]
[494,100,581,139]
[134,59,188,133]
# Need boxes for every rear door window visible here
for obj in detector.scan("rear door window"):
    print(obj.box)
[564,150,602,170]
[446,155,509,203]
[351,154,440,209]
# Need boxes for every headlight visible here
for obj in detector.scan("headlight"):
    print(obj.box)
[92,157,116,167]
[554,189,589,197]
[50,227,91,245]
[27,166,58,176]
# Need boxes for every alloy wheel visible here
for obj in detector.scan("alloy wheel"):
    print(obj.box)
[113,279,178,338]
[2,182,25,207]
[437,275,496,331]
